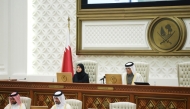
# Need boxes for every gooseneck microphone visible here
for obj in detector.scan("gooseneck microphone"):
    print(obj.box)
[100,76,106,84]
[100,76,106,80]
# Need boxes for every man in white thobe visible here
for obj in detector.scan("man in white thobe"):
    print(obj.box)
[4,92,26,109]
[51,91,72,109]
[122,62,144,85]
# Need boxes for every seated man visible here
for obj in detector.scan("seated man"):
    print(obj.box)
[122,62,144,85]
[4,92,26,109]
[51,91,72,109]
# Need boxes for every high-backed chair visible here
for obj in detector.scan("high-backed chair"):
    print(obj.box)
[75,60,98,83]
[109,102,136,109]
[178,62,190,87]
[20,97,31,109]
[134,62,149,82]
[65,99,82,109]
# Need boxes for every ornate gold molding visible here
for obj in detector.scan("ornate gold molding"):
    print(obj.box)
[48,85,64,88]
[77,0,190,18]
[97,86,114,90]
[76,0,190,55]
[76,0,190,56]
[76,17,190,55]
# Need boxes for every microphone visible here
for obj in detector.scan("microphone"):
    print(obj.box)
[100,76,106,81]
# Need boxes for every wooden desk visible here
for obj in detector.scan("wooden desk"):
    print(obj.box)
[0,81,189,109]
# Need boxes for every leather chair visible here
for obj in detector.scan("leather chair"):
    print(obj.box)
[109,102,136,109]
[20,97,31,109]
[178,62,190,87]
[75,60,98,83]
[134,62,149,82]
[65,99,82,109]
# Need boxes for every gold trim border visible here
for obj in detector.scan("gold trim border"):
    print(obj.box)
[77,0,190,17]
[48,85,64,88]
[76,1,190,55]
[76,17,190,56]
[97,86,114,90]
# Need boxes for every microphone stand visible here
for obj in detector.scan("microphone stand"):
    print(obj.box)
[100,76,106,84]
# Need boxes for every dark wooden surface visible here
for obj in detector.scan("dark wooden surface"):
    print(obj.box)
[0,81,189,109]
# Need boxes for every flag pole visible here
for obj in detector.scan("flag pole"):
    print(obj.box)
[61,17,74,76]
[68,17,70,32]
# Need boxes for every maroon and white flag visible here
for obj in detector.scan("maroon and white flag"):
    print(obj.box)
[61,22,74,76]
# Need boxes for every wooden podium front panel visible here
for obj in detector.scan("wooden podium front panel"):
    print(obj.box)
[135,95,187,109]
[83,94,129,109]
[0,81,190,109]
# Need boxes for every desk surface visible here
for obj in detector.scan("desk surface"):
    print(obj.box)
[0,81,190,109]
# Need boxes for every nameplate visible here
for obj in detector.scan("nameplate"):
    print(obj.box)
[97,86,114,90]
[48,85,64,88]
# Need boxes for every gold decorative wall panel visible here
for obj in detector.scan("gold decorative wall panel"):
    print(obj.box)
[76,0,190,55]
[77,0,190,17]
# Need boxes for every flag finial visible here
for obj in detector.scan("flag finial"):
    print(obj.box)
[68,17,70,31]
